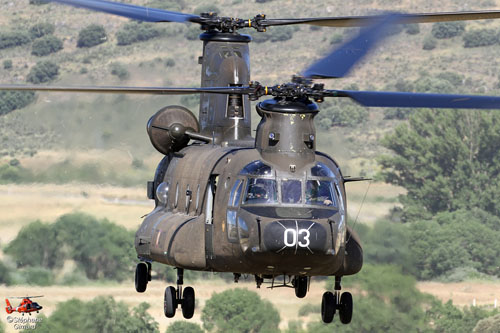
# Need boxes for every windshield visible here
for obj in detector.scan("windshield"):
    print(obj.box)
[243,178,278,204]
[306,180,336,207]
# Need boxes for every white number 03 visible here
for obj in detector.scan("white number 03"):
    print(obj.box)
[283,229,311,247]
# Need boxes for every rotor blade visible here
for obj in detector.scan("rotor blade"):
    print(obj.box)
[49,0,201,23]
[334,90,500,109]
[262,10,500,28]
[302,14,401,79]
[0,84,252,95]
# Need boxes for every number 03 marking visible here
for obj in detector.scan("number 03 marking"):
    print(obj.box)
[284,228,310,247]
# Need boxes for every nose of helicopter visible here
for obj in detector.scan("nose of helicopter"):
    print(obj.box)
[262,219,328,254]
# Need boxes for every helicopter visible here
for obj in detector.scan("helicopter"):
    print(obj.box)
[3,0,500,326]
[5,296,43,316]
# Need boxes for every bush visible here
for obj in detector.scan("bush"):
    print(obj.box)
[0,30,31,49]
[3,59,12,70]
[431,21,466,39]
[77,24,107,48]
[19,267,54,286]
[0,91,36,115]
[27,60,59,83]
[110,63,129,80]
[384,108,412,120]
[29,0,49,4]
[316,98,369,128]
[405,23,420,35]
[147,0,185,11]
[165,58,175,67]
[30,22,55,39]
[185,25,201,40]
[269,26,295,42]
[474,314,500,333]
[463,28,498,48]
[422,35,437,50]
[0,261,12,285]
[166,321,203,333]
[116,22,163,46]
[298,303,320,316]
[31,35,63,56]
[330,33,343,44]
[202,288,280,333]
[35,297,159,333]
[193,4,220,14]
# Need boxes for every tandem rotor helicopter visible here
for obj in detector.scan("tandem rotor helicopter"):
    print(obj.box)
[4,0,500,325]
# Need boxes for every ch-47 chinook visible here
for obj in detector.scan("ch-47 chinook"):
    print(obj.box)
[4,0,500,325]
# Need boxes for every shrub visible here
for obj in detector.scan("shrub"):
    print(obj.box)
[165,58,175,67]
[116,22,163,46]
[110,63,129,80]
[422,35,437,50]
[185,25,201,40]
[431,21,466,39]
[405,23,420,35]
[31,35,63,56]
[29,22,55,39]
[0,30,31,49]
[166,321,203,333]
[193,4,220,14]
[27,61,59,83]
[330,33,343,44]
[463,28,498,48]
[0,91,36,115]
[3,59,12,69]
[77,24,107,48]
[202,289,280,333]
[270,26,295,42]
[147,0,185,11]
[29,0,49,4]
[0,261,12,285]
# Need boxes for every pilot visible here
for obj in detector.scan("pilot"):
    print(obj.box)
[306,180,333,206]
[247,183,269,203]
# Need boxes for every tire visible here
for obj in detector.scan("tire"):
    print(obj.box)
[181,287,195,319]
[135,263,148,293]
[321,291,335,323]
[164,286,177,318]
[294,276,308,298]
[339,292,353,324]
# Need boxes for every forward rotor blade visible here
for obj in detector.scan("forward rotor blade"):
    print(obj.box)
[334,90,500,109]
[0,85,252,95]
[49,0,200,23]
[262,10,500,28]
[302,14,400,79]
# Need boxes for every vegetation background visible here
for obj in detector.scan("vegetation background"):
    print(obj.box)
[0,0,499,332]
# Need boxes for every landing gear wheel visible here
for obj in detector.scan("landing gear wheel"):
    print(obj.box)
[164,286,177,318]
[135,263,148,293]
[321,291,335,323]
[294,276,308,298]
[181,286,195,319]
[339,292,353,324]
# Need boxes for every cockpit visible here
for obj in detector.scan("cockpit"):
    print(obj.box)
[232,160,340,208]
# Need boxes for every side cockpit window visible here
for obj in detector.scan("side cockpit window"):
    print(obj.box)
[244,178,278,204]
[228,179,244,207]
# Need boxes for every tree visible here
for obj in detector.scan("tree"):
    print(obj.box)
[27,61,59,83]
[30,22,55,39]
[166,321,204,333]
[116,22,163,46]
[431,22,466,39]
[201,288,280,333]
[379,109,500,220]
[31,35,63,56]
[463,29,499,48]
[0,91,36,115]
[474,314,500,332]
[77,24,107,48]
[0,30,31,49]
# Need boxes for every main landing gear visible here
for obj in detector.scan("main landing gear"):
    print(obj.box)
[321,276,353,324]
[163,268,195,319]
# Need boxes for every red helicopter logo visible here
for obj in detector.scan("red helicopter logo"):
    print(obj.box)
[5,296,43,315]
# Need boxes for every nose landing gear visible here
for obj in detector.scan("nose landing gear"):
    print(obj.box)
[163,268,196,319]
[321,276,353,324]
[135,262,151,293]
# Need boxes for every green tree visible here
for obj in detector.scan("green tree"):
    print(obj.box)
[166,321,204,333]
[27,61,59,83]
[77,24,107,48]
[463,28,499,48]
[31,35,63,56]
[379,109,500,220]
[431,21,466,39]
[5,221,64,269]
[474,314,500,332]
[201,288,280,333]
[116,22,163,46]
[0,91,36,115]
[29,22,55,39]
[0,261,12,285]
[0,30,31,49]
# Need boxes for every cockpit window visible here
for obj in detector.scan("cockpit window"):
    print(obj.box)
[240,160,272,177]
[244,178,277,204]
[228,179,243,207]
[281,179,302,204]
[306,180,336,207]
[311,162,336,178]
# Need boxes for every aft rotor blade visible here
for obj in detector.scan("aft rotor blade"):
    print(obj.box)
[49,0,200,23]
[302,14,401,79]
[0,85,252,95]
[262,10,500,28]
[334,90,500,109]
